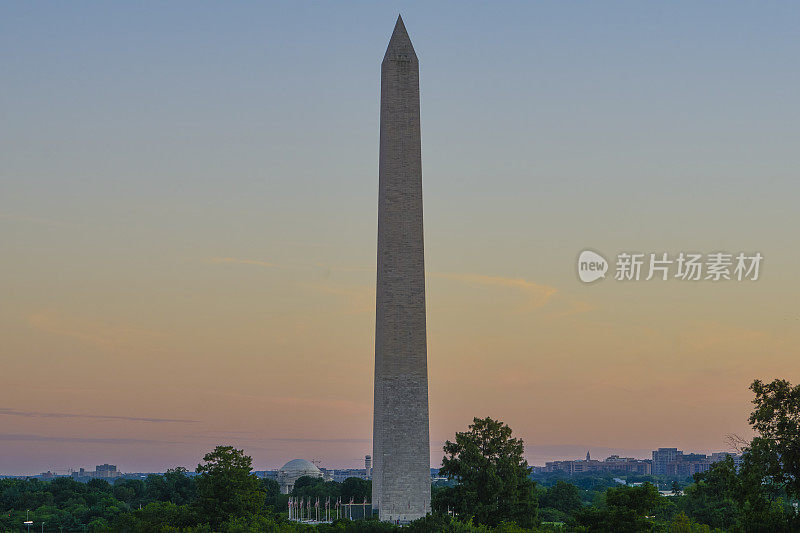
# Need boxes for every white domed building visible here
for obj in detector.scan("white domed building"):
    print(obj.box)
[277,459,324,494]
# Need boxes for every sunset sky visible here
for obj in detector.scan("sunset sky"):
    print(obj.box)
[2,2,799,475]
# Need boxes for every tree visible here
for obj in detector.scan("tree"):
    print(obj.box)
[127,501,199,531]
[86,478,111,493]
[144,472,170,502]
[403,514,490,533]
[291,476,340,502]
[164,467,197,505]
[434,417,538,528]
[87,516,110,531]
[682,454,795,531]
[682,458,740,530]
[261,477,284,510]
[574,483,662,533]
[341,478,371,503]
[112,479,142,506]
[747,379,800,499]
[668,512,717,533]
[539,481,581,515]
[605,482,660,515]
[194,446,266,528]
[221,513,281,532]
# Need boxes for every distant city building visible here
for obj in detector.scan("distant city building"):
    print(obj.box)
[652,448,683,476]
[95,464,119,477]
[277,459,325,494]
[71,464,122,480]
[710,452,744,469]
[544,455,651,475]
[255,470,279,481]
[652,448,742,477]
[325,468,367,483]
[365,455,372,480]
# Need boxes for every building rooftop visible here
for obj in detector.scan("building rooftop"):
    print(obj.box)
[279,459,321,474]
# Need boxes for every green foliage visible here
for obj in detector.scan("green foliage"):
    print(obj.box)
[532,471,676,507]
[194,445,266,529]
[284,475,371,513]
[668,512,719,533]
[262,476,286,510]
[340,477,371,503]
[604,482,660,515]
[222,513,283,532]
[435,417,538,528]
[404,514,490,532]
[681,458,740,530]
[291,476,340,501]
[681,456,796,532]
[132,501,200,531]
[574,483,662,532]
[0,476,132,532]
[748,378,800,499]
[0,459,412,532]
[539,481,582,515]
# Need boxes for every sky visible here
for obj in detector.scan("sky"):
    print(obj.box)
[2,1,799,475]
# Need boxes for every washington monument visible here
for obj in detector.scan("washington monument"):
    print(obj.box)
[372,16,431,523]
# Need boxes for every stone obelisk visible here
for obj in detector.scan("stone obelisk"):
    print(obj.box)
[372,15,430,523]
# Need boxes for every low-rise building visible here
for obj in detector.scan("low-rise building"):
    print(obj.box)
[71,464,122,480]
[652,448,743,478]
[544,453,651,475]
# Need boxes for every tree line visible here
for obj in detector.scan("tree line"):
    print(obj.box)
[1,378,799,531]
[429,379,800,532]
[0,448,369,532]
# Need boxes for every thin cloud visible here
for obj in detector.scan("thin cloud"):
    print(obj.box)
[209,257,282,268]
[211,259,565,314]
[549,299,596,318]
[680,322,769,351]
[267,394,370,413]
[312,262,372,274]
[259,437,370,444]
[274,241,336,249]
[26,311,163,351]
[261,394,371,414]
[432,272,558,310]
[199,391,371,415]
[209,256,370,274]
[0,433,181,445]
[0,408,198,424]
[298,282,374,313]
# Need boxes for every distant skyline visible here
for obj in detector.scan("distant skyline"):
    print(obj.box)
[3,1,800,475]
[0,444,728,477]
